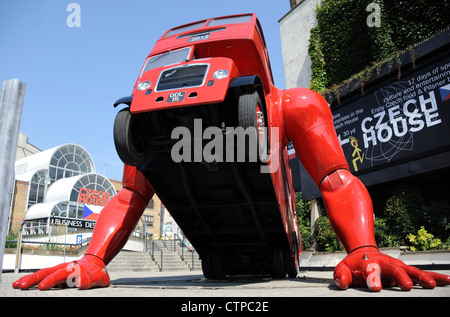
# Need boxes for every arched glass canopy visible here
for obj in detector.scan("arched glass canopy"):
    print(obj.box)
[48,144,95,182]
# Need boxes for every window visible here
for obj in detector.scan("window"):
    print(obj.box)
[206,15,252,27]
[164,21,206,38]
[23,218,47,235]
[49,144,94,183]
[27,170,49,208]
[143,215,154,227]
[51,201,69,217]
[140,47,192,77]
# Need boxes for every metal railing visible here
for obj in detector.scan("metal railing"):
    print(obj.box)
[6,237,91,252]
[147,235,199,272]
[6,237,92,273]
[178,236,198,271]
[148,236,164,272]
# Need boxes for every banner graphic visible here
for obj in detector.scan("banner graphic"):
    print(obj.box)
[332,58,450,174]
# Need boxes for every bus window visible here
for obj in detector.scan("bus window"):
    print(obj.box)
[139,47,192,77]
[164,20,206,38]
[206,14,252,27]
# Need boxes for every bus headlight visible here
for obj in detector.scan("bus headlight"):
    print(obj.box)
[213,69,229,80]
[137,81,151,91]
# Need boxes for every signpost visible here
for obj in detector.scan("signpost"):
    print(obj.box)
[76,234,82,245]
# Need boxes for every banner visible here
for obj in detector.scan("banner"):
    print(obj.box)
[50,216,96,229]
[332,57,450,175]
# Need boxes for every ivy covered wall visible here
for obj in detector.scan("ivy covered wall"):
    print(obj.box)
[308,0,450,92]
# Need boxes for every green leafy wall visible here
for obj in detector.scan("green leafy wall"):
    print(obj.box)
[308,0,450,92]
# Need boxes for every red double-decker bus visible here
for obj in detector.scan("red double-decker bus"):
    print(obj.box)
[113,13,301,279]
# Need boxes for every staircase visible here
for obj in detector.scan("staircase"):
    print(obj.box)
[106,241,202,272]
[107,251,160,272]
[151,240,202,272]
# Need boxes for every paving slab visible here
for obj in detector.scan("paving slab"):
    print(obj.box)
[2,269,450,298]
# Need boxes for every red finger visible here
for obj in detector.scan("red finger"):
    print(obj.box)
[377,257,414,291]
[387,257,437,289]
[402,266,435,289]
[333,262,352,290]
[391,267,413,291]
[427,271,450,286]
[38,265,75,290]
[13,274,41,290]
[12,263,67,290]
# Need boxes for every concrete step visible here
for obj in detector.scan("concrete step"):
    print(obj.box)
[107,251,160,272]
[154,252,187,271]
[149,240,202,271]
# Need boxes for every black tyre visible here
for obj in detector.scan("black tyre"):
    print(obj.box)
[113,108,149,166]
[272,248,286,278]
[286,241,300,278]
[238,90,268,160]
[201,253,226,280]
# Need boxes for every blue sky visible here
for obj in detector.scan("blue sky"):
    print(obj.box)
[0,0,291,181]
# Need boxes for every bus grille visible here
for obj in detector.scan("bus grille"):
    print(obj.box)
[157,64,208,91]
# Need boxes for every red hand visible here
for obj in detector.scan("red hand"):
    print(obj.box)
[333,247,450,291]
[12,254,109,290]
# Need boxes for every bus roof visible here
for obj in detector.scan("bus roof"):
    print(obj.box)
[147,13,274,88]
[150,13,265,55]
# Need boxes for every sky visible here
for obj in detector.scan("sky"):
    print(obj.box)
[0,0,291,181]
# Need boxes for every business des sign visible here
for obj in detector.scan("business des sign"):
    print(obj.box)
[50,217,96,229]
[333,58,450,175]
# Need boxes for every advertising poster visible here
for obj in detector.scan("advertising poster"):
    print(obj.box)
[332,58,450,175]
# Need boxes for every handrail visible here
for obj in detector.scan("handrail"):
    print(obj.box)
[148,236,163,271]
[177,237,197,271]
[148,237,199,271]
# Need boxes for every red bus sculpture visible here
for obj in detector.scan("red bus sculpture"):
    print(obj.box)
[14,13,450,292]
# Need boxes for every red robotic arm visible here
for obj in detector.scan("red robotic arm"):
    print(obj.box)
[13,165,153,290]
[281,87,450,291]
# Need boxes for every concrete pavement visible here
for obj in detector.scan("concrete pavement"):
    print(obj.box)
[2,269,450,298]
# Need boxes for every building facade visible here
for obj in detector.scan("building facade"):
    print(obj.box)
[279,0,322,90]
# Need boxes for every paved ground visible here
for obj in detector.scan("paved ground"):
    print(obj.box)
[2,269,450,298]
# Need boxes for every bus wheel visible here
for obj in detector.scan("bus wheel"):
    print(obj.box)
[113,108,149,166]
[201,253,226,280]
[286,244,300,278]
[238,90,268,160]
[272,248,286,278]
